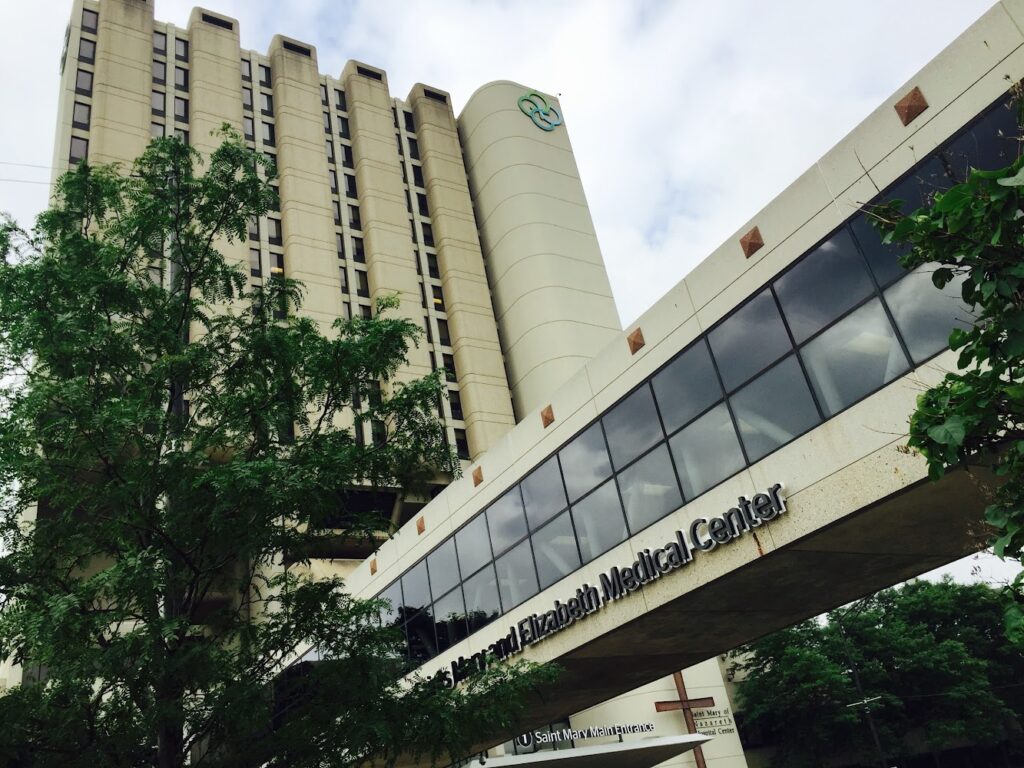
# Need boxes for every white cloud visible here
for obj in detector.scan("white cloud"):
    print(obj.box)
[2,1,995,320]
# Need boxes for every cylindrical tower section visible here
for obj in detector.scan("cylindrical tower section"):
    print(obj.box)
[459,81,621,418]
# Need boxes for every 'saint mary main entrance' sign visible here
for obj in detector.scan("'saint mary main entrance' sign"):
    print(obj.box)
[438,484,787,687]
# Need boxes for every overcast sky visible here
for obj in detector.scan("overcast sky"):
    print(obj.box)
[0,0,1017,585]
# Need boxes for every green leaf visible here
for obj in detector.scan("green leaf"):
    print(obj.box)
[926,415,970,447]
[996,166,1024,186]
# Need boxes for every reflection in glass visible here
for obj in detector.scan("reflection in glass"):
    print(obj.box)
[774,228,875,343]
[617,444,682,532]
[401,560,431,615]
[494,539,539,611]
[730,355,821,462]
[433,588,468,654]
[455,514,491,579]
[708,289,792,391]
[602,386,664,469]
[652,340,722,434]
[884,267,974,364]
[571,480,628,563]
[559,423,612,503]
[669,402,745,499]
[405,608,436,662]
[486,487,528,555]
[379,581,402,626]
[426,538,460,599]
[942,102,1020,181]
[801,298,909,416]
[532,511,581,589]
[520,456,567,530]
[463,565,501,632]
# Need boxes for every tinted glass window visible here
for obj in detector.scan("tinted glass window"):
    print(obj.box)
[884,267,974,364]
[708,289,792,391]
[462,564,500,632]
[602,386,663,469]
[942,103,1020,181]
[571,480,628,563]
[76,69,93,94]
[774,228,875,343]
[617,444,683,532]
[520,456,567,530]
[426,538,460,598]
[494,539,538,611]
[532,511,581,589]
[455,514,490,578]
[379,581,402,626]
[486,488,528,555]
[652,340,722,434]
[433,587,467,654]
[405,609,436,662]
[801,298,909,417]
[729,355,820,462]
[669,402,745,499]
[401,560,431,614]
[558,423,611,503]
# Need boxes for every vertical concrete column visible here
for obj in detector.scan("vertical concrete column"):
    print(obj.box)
[268,37,342,330]
[88,0,154,166]
[409,85,515,457]
[342,61,432,384]
[459,81,621,417]
[186,9,248,279]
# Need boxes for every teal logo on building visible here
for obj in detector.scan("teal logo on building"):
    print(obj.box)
[518,92,562,132]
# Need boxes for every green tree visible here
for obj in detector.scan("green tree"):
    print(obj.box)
[733,580,1024,767]
[0,133,553,768]
[872,99,1024,640]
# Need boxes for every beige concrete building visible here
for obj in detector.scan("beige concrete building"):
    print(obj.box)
[35,1,1023,767]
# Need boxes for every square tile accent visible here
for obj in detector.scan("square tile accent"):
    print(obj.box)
[472,466,484,486]
[739,226,764,258]
[894,86,928,126]
[416,516,425,535]
[369,558,377,575]
[627,328,646,355]
[541,405,555,428]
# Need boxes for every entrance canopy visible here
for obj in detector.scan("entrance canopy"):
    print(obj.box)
[479,735,711,768]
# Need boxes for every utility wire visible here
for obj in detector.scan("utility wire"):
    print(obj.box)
[0,178,51,186]
[0,161,55,171]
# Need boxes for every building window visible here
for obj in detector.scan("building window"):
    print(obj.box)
[408,137,420,160]
[82,8,99,33]
[241,58,251,81]
[339,267,349,293]
[249,247,262,277]
[260,92,273,115]
[175,66,188,91]
[338,116,350,139]
[320,83,328,104]
[329,169,338,193]
[396,134,403,156]
[410,220,417,243]
[242,87,252,111]
[427,253,440,279]
[243,116,254,140]
[360,305,371,319]
[404,110,415,132]
[356,269,369,298]
[151,90,164,116]
[417,193,429,217]
[258,64,271,87]
[151,122,164,138]
[174,38,188,62]
[72,101,91,130]
[79,38,96,63]
[448,388,462,420]
[153,31,167,54]
[341,144,353,169]
[372,420,387,447]
[324,139,335,163]
[336,233,345,259]
[173,96,188,122]
[335,89,346,111]
[352,237,365,263]
[668,402,744,499]
[708,288,792,392]
[270,252,284,276]
[454,428,470,460]
[174,128,189,145]
[76,69,93,96]
[412,164,424,188]
[442,355,457,385]
[421,223,434,248]
[333,200,342,225]
[152,59,166,84]
[267,217,282,245]
[262,122,275,146]
[69,136,88,164]
[437,318,450,346]
[349,205,361,230]
[345,174,357,199]
[323,112,331,133]
[247,217,259,241]
[432,285,445,311]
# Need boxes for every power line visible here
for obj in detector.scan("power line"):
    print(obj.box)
[0,178,51,186]
[0,161,55,171]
